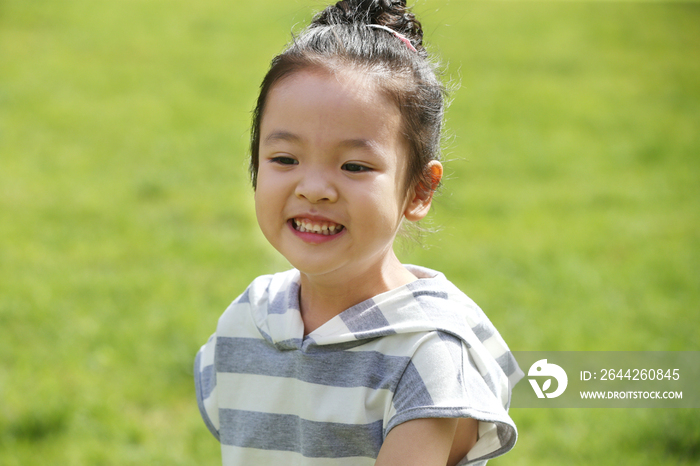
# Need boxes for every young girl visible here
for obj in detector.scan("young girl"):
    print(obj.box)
[195,1,522,464]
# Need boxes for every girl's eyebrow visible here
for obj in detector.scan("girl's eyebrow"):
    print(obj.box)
[263,130,301,145]
[339,138,375,150]
[264,131,381,154]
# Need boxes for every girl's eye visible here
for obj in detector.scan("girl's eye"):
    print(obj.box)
[270,156,298,165]
[342,162,371,173]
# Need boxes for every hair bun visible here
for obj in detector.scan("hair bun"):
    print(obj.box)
[313,0,423,48]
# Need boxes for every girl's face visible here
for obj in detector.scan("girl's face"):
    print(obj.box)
[255,69,421,281]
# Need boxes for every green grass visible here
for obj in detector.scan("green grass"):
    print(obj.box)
[1,0,698,464]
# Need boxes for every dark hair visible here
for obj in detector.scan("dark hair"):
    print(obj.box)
[249,0,446,195]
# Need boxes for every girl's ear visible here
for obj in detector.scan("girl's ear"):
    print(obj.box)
[404,161,443,222]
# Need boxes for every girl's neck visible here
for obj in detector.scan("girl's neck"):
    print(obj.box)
[298,252,417,335]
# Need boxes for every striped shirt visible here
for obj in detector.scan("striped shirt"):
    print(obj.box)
[195,265,523,465]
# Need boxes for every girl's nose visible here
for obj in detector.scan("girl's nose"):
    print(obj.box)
[294,170,338,203]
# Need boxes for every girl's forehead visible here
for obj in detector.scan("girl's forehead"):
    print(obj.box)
[271,66,385,106]
[263,68,401,135]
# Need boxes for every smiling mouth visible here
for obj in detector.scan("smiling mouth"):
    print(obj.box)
[291,218,345,236]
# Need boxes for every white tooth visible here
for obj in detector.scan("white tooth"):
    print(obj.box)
[294,219,345,234]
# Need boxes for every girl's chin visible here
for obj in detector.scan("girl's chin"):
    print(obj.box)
[282,249,354,279]
[287,260,346,279]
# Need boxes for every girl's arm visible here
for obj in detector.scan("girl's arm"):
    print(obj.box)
[375,417,478,466]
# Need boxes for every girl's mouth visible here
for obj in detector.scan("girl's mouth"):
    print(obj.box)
[291,218,345,236]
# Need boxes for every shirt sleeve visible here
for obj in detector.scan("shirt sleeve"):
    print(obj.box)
[386,331,517,465]
[194,333,221,441]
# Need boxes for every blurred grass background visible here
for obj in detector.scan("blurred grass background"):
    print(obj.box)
[1,0,698,464]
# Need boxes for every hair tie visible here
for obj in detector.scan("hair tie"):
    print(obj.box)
[367,24,418,53]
